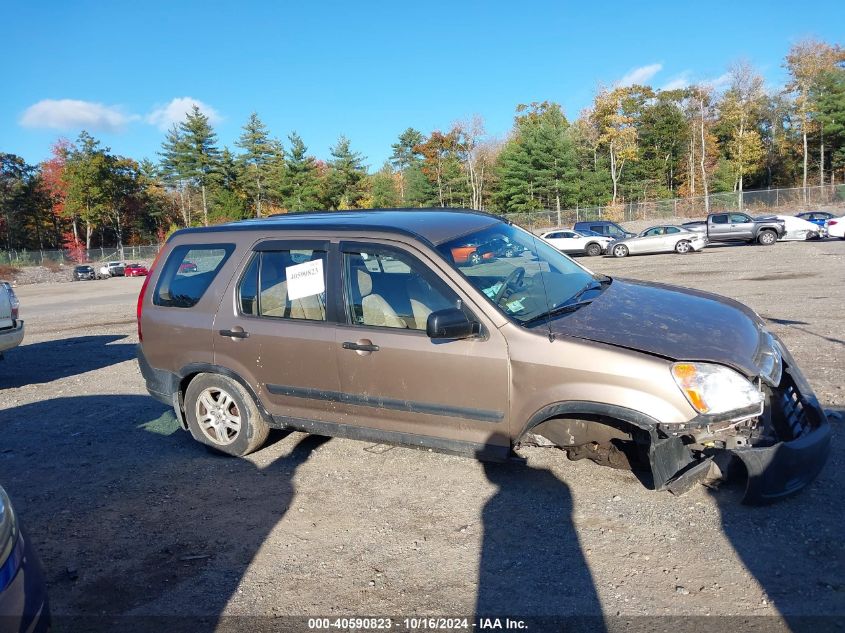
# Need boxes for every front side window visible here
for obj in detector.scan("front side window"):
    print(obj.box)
[154,244,234,308]
[643,227,663,237]
[437,222,601,327]
[243,249,327,321]
[344,249,458,330]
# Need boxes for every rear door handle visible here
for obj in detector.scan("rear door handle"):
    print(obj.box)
[219,328,249,339]
[342,341,379,352]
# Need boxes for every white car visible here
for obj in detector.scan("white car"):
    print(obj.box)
[609,225,708,257]
[540,229,613,257]
[826,215,845,239]
[0,280,23,358]
[771,215,821,241]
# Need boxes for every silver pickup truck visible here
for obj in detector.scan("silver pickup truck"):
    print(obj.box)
[682,212,786,245]
[0,281,23,359]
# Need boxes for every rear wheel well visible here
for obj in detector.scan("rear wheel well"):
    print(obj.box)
[177,367,275,429]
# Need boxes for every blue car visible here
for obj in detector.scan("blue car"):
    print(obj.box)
[0,485,50,632]
[796,211,835,235]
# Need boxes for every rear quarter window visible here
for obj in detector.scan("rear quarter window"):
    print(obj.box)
[154,244,235,308]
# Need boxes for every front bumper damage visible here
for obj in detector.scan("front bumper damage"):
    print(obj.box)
[649,355,830,505]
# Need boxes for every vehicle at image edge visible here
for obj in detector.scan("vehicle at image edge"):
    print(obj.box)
[0,281,23,359]
[826,215,845,239]
[72,264,96,281]
[98,261,126,278]
[136,208,830,505]
[796,211,835,236]
[540,229,613,257]
[572,220,636,240]
[0,484,51,632]
[124,263,149,277]
[608,225,708,258]
[682,212,785,245]
[771,215,821,242]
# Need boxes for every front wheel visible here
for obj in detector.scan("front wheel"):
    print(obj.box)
[612,244,629,258]
[468,251,483,265]
[757,230,777,245]
[585,242,602,257]
[184,373,269,457]
[675,240,692,254]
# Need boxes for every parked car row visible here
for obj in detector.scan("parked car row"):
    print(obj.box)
[540,211,844,258]
[72,261,149,281]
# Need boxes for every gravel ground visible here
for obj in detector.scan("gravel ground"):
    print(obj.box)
[0,240,843,630]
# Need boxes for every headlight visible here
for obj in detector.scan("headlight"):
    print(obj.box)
[756,332,783,387]
[671,362,763,416]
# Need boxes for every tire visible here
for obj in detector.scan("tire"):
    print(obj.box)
[184,373,270,457]
[504,248,515,258]
[585,242,602,257]
[612,244,629,258]
[674,240,692,254]
[468,251,483,265]
[757,230,777,246]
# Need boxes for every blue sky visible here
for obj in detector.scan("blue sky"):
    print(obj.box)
[3,0,844,171]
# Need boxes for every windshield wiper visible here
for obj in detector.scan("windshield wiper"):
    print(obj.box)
[523,300,595,325]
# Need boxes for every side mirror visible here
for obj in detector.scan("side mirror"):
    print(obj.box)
[426,308,480,340]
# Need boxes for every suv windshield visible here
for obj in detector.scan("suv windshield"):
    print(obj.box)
[437,222,606,326]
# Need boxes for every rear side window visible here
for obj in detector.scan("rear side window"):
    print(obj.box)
[712,215,728,224]
[154,244,235,308]
[239,249,328,321]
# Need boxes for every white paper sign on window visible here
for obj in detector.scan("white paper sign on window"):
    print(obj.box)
[285,258,324,301]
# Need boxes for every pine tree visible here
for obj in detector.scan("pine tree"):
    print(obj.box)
[390,128,424,204]
[323,136,368,209]
[180,105,221,226]
[236,112,276,217]
[282,132,321,211]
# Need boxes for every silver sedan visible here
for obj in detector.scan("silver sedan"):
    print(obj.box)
[608,225,707,257]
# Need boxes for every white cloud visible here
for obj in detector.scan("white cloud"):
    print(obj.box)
[146,97,222,130]
[19,99,137,132]
[703,72,732,90]
[660,72,692,91]
[618,63,663,87]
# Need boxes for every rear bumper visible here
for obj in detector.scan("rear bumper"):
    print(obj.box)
[136,344,178,406]
[0,321,24,354]
[0,528,51,633]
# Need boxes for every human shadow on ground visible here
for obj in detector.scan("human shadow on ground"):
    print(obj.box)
[0,395,329,632]
[475,461,605,631]
[0,335,135,388]
[711,406,844,633]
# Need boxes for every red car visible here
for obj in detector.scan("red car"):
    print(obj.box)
[178,261,198,274]
[124,263,148,277]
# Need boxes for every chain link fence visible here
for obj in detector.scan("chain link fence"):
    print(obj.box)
[504,184,845,231]
[0,245,160,267]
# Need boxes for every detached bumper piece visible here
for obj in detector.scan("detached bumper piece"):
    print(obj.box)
[656,361,830,505]
[731,367,831,504]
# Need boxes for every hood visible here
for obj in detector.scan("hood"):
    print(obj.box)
[545,278,765,376]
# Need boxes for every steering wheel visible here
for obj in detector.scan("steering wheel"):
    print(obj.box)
[493,267,525,304]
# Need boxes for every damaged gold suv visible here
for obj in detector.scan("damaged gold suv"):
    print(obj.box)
[136,209,830,504]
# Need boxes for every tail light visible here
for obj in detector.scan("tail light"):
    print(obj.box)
[830,220,838,227]
[11,306,18,320]
[137,249,164,342]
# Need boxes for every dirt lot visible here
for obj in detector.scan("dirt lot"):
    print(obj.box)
[1,240,843,630]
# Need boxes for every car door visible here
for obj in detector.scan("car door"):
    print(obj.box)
[662,226,684,251]
[333,240,510,455]
[708,214,730,239]
[213,240,345,425]
[729,213,755,240]
[542,231,566,250]
[630,227,663,254]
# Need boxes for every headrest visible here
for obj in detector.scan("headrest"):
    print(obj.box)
[356,267,372,296]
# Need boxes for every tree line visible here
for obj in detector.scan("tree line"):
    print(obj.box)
[1,38,843,255]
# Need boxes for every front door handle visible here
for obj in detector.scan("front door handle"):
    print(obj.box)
[219,328,249,339]
[343,340,380,354]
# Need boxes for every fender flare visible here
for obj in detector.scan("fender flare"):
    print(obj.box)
[177,363,275,428]
[519,401,694,490]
